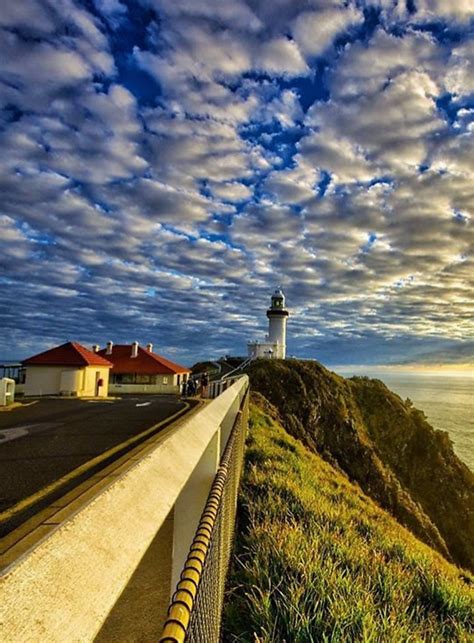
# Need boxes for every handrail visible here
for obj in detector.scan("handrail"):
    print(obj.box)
[159,391,248,642]
[208,373,243,399]
[221,356,254,380]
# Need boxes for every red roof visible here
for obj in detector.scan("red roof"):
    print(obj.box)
[97,344,191,375]
[23,342,113,367]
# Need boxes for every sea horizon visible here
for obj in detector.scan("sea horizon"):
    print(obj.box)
[331,363,474,377]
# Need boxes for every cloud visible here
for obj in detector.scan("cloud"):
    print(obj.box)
[367,0,474,25]
[145,0,262,32]
[303,32,445,175]
[0,0,58,35]
[262,161,318,203]
[209,181,253,202]
[415,1,474,24]
[93,0,128,24]
[0,86,146,186]
[256,37,308,75]
[298,133,375,183]
[0,0,473,365]
[292,6,363,57]
[326,30,441,101]
[0,1,114,114]
[100,178,214,230]
[0,29,91,87]
[231,202,305,248]
[432,130,474,178]
[445,41,474,98]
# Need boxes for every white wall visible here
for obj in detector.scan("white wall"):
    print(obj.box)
[24,366,110,397]
[25,366,66,396]
[268,316,287,358]
[83,366,110,398]
[59,369,82,396]
[247,341,278,359]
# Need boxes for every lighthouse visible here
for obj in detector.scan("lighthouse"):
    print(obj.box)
[267,288,289,359]
[247,288,289,359]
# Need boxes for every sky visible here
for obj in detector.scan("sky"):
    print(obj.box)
[0,0,473,367]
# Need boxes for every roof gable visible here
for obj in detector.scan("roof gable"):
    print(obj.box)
[97,345,190,375]
[23,342,112,367]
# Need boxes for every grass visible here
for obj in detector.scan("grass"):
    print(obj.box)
[223,399,474,642]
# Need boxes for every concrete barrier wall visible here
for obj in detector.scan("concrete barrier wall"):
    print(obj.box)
[0,376,249,643]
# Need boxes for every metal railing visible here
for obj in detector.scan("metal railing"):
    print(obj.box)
[221,356,254,381]
[208,375,240,399]
[159,390,249,643]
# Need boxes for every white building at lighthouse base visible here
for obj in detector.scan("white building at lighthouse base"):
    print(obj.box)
[247,339,279,359]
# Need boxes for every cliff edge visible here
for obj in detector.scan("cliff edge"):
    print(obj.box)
[248,359,474,572]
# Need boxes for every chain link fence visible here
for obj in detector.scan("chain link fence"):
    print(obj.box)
[159,389,249,643]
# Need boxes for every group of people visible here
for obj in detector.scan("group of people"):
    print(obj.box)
[182,371,209,399]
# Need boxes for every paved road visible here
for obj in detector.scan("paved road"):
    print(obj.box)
[0,395,188,530]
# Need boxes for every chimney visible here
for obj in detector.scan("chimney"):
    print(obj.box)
[92,344,99,353]
[131,341,139,358]
[146,343,153,353]
[106,341,113,355]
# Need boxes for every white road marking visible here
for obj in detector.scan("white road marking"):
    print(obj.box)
[0,427,30,445]
[0,422,59,445]
[135,402,152,407]
[86,400,114,404]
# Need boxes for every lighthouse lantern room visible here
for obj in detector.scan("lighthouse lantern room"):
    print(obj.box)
[248,288,289,359]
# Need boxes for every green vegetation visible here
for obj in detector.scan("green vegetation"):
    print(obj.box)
[223,398,474,642]
[248,359,474,572]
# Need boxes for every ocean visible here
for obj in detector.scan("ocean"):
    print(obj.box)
[334,368,474,471]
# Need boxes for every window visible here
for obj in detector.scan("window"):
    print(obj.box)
[162,376,169,385]
[136,374,153,384]
[120,374,135,384]
[177,374,181,385]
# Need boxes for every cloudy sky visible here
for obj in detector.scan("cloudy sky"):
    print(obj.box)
[0,0,473,366]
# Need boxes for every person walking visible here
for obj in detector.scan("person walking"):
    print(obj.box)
[200,371,209,399]
[187,378,195,397]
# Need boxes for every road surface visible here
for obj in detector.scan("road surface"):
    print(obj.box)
[0,395,190,535]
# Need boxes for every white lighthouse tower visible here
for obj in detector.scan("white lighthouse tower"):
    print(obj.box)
[247,288,289,359]
[267,288,289,359]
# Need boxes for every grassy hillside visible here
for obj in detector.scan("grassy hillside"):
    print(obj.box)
[223,398,474,642]
[248,359,474,572]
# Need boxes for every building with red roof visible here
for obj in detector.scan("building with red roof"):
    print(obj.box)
[96,342,191,394]
[22,342,112,397]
